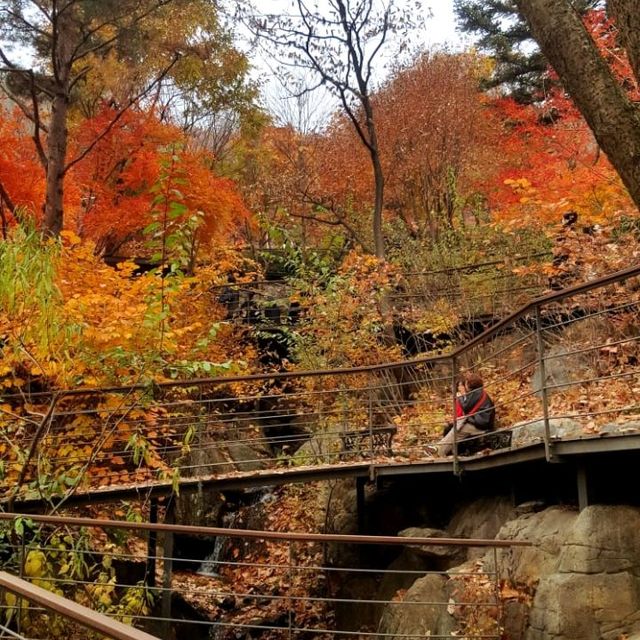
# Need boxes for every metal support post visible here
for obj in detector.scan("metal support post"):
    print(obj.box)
[577,464,589,511]
[367,387,374,463]
[160,505,174,640]
[288,541,295,640]
[452,357,460,475]
[492,547,502,635]
[356,477,366,534]
[535,305,553,461]
[145,498,158,588]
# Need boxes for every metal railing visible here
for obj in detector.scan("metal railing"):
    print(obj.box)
[1,263,640,503]
[0,513,531,640]
[211,253,550,331]
[391,252,550,322]
[0,570,160,640]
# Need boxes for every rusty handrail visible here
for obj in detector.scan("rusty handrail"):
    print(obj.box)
[0,512,532,547]
[0,259,636,416]
[400,251,551,277]
[0,571,159,640]
[7,260,633,399]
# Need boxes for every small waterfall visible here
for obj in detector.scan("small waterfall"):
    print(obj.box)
[195,488,276,576]
[196,511,238,577]
[197,536,227,577]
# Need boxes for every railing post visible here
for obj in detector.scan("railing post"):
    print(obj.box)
[288,540,294,640]
[492,546,502,637]
[17,526,26,634]
[367,385,374,464]
[145,498,158,588]
[160,505,174,640]
[535,304,552,461]
[356,477,366,534]
[452,357,460,475]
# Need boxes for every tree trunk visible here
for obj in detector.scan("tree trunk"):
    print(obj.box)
[608,0,640,86]
[371,149,385,260]
[514,0,640,210]
[43,92,69,236]
[362,96,385,260]
[43,2,74,237]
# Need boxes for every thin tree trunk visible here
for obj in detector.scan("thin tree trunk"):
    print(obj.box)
[371,150,385,259]
[43,92,69,236]
[362,95,385,260]
[43,2,73,237]
[514,0,640,210]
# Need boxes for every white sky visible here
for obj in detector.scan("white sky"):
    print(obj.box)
[248,0,464,126]
[422,0,461,48]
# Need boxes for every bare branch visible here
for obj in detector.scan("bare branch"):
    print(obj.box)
[0,178,16,214]
[28,70,49,167]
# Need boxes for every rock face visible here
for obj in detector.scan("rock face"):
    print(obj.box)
[377,502,640,640]
[525,505,640,640]
[376,574,453,640]
[510,417,583,448]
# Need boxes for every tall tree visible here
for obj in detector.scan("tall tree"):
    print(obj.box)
[246,0,419,260]
[0,0,258,236]
[512,0,640,210]
[0,0,184,236]
[454,0,600,102]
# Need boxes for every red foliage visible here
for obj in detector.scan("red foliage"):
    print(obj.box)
[0,107,45,221]
[70,106,249,253]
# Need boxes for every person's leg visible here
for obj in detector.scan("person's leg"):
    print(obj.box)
[434,421,485,456]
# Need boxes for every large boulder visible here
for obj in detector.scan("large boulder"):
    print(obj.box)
[376,574,452,639]
[374,551,434,625]
[531,343,597,396]
[293,431,342,465]
[226,441,270,472]
[376,494,640,640]
[398,527,465,561]
[448,497,516,559]
[498,505,640,640]
[527,572,640,640]
[495,505,575,585]
[510,417,583,448]
[558,505,640,575]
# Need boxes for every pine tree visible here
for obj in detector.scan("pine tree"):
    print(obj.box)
[454,0,601,103]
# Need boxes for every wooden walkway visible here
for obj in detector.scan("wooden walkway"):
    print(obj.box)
[8,428,640,510]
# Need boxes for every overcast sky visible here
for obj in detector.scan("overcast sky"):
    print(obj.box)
[423,0,461,47]
[251,0,466,126]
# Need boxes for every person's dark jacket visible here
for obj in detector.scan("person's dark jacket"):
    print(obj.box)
[459,387,495,431]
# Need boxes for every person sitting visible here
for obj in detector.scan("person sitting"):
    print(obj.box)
[428,373,495,456]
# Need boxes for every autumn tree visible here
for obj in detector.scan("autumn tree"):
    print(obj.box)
[374,52,494,240]
[246,0,419,260]
[512,0,640,210]
[0,0,258,236]
[0,106,45,235]
[67,105,250,262]
[0,1,177,235]
[262,53,493,247]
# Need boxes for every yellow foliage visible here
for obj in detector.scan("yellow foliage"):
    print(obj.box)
[24,550,46,578]
[0,236,260,388]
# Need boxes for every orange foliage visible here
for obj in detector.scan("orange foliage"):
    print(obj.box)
[70,105,249,254]
[0,107,45,219]
[0,104,249,250]
[242,54,497,245]
[374,53,495,237]
[485,95,634,228]
[486,8,639,229]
